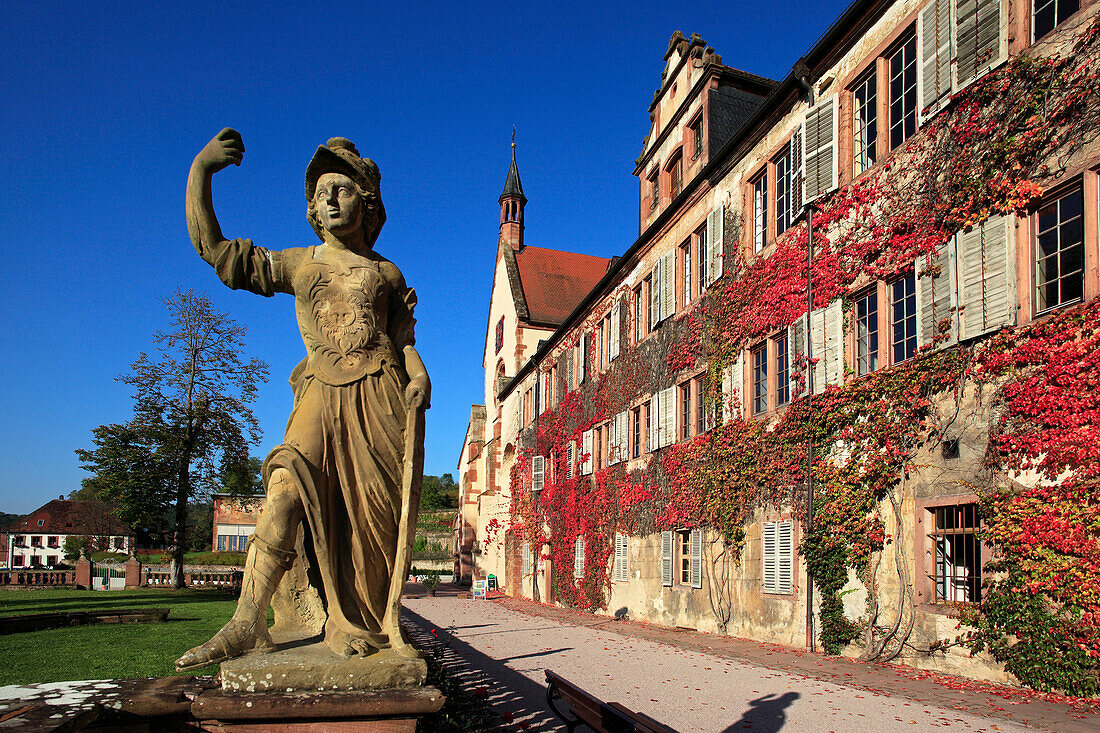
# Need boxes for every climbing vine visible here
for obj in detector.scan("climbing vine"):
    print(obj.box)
[502,16,1100,693]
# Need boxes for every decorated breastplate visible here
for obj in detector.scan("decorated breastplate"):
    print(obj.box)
[293,255,396,385]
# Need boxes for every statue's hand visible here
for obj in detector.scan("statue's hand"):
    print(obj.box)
[194,128,245,174]
[405,377,429,410]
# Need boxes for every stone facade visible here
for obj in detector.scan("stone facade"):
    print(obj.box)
[468,0,1100,686]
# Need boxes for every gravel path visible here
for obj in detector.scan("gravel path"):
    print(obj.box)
[404,594,1047,733]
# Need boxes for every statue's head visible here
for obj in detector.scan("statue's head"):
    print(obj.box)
[305,137,386,246]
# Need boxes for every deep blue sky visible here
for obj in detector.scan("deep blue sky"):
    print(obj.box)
[0,0,848,515]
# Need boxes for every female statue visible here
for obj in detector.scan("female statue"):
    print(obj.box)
[175,129,430,670]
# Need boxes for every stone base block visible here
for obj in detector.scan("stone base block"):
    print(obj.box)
[220,641,427,693]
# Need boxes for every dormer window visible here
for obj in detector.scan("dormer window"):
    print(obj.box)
[689,118,703,161]
[668,152,683,200]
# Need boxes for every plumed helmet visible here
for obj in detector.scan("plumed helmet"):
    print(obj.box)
[305,137,386,245]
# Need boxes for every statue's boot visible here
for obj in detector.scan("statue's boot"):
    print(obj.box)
[174,535,295,671]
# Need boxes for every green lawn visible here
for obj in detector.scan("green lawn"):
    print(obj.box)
[0,587,270,685]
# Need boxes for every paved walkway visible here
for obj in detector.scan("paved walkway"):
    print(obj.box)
[403,585,1100,733]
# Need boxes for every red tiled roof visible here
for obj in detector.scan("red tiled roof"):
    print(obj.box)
[515,246,611,326]
[13,500,132,536]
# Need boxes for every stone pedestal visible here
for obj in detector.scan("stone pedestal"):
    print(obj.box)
[220,641,427,694]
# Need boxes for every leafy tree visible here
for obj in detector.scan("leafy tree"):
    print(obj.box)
[420,472,458,511]
[74,422,176,536]
[79,290,268,588]
[63,536,88,562]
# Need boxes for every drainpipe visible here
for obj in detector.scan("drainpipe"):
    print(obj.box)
[804,203,816,653]
[798,61,816,652]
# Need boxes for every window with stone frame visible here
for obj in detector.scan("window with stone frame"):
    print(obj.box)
[694,375,706,432]
[631,405,642,458]
[890,273,917,364]
[855,287,880,375]
[1033,0,1079,42]
[929,503,983,603]
[1035,182,1084,314]
[648,170,659,211]
[495,316,504,354]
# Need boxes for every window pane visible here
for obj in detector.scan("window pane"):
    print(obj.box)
[775,146,792,236]
[775,334,790,406]
[852,69,878,176]
[889,33,917,149]
[856,290,879,375]
[752,344,768,414]
[891,274,916,363]
[1035,185,1085,312]
[753,174,768,252]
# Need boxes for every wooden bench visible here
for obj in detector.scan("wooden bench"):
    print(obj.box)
[545,670,677,733]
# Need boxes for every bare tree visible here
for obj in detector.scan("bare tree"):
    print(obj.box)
[121,289,268,588]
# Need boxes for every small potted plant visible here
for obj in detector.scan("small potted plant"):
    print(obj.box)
[421,572,440,597]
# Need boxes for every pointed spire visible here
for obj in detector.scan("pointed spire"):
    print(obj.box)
[499,127,526,204]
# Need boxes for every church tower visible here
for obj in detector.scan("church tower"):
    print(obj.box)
[498,132,526,251]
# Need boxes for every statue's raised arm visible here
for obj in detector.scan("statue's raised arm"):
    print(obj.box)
[186,128,244,259]
[186,128,291,297]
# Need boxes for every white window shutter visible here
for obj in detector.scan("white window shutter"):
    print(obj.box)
[707,205,725,285]
[661,530,674,586]
[722,352,743,422]
[574,537,585,578]
[789,317,808,398]
[610,303,620,360]
[566,442,575,479]
[661,251,675,321]
[790,128,804,215]
[824,299,843,387]
[565,349,574,389]
[762,521,777,593]
[614,533,628,582]
[646,395,657,452]
[954,0,1006,91]
[577,338,586,384]
[690,528,702,588]
[777,520,793,595]
[615,411,628,464]
[532,455,545,492]
[802,95,838,203]
[918,239,959,348]
[810,307,826,394]
[522,542,531,575]
[918,0,953,123]
[660,387,675,447]
[957,214,1015,340]
[581,429,593,475]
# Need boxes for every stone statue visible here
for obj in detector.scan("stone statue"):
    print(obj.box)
[175,129,430,672]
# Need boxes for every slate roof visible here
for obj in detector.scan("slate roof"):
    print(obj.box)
[499,151,526,204]
[12,500,132,536]
[708,86,768,157]
[514,246,612,326]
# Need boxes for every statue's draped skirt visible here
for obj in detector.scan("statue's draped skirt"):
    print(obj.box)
[264,360,407,653]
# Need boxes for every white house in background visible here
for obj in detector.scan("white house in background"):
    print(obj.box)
[7,499,134,568]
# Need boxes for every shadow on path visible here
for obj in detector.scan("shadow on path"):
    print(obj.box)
[718,692,799,733]
[403,606,565,732]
